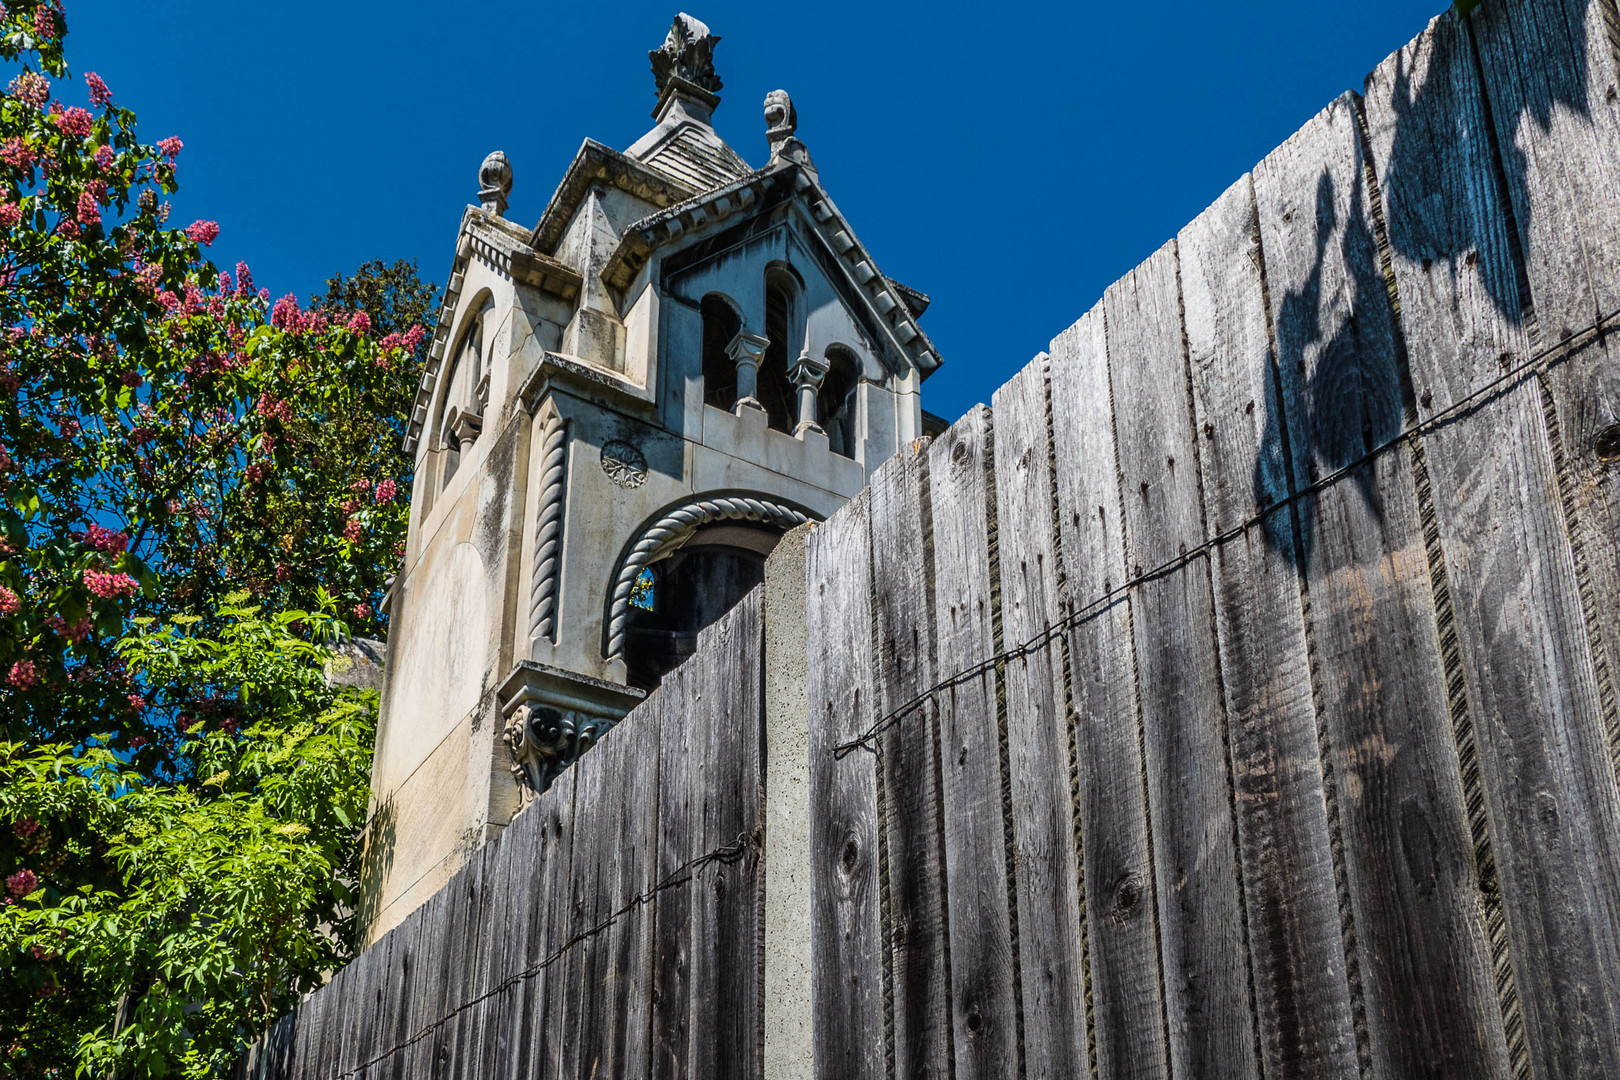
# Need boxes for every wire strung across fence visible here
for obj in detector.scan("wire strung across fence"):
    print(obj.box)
[319,832,755,1080]
[833,306,1620,759]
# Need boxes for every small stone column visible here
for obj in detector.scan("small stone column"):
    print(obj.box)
[789,350,829,436]
[727,330,770,414]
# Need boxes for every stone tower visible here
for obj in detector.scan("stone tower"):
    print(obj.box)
[360,12,943,938]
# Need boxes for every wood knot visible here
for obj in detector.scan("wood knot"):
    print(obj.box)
[952,440,971,467]
[965,1007,985,1033]
[1112,872,1143,920]
[841,838,860,873]
[1595,423,1620,463]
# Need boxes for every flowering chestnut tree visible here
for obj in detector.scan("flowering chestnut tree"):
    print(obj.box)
[0,7,430,750]
[0,3,436,1076]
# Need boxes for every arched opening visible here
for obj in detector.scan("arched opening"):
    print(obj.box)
[819,346,861,459]
[438,299,492,490]
[622,523,781,691]
[759,270,799,434]
[700,294,741,412]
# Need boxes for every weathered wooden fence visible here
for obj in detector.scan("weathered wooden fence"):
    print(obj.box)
[240,593,765,1080]
[246,0,1620,1075]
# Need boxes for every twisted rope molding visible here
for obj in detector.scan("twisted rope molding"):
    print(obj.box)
[604,495,815,661]
[527,405,568,643]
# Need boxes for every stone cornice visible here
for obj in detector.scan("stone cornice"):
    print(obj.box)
[530,139,698,255]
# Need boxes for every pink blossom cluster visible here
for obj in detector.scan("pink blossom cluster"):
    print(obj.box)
[44,614,90,642]
[270,292,302,329]
[12,817,39,840]
[185,219,218,246]
[85,72,111,107]
[55,105,92,140]
[5,868,36,896]
[0,203,21,230]
[257,394,292,423]
[8,71,48,110]
[92,144,113,171]
[82,523,129,553]
[6,659,37,690]
[156,136,182,159]
[121,370,141,388]
[0,586,18,615]
[374,477,397,503]
[83,568,138,599]
[274,562,290,581]
[234,261,254,296]
[33,5,55,41]
[220,718,239,735]
[343,517,363,542]
[127,693,145,711]
[244,462,266,483]
[348,477,371,492]
[347,310,371,334]
[76,188,99,226]
[0,139,33,175]
[377,324,427,355]
[352,602,371,619]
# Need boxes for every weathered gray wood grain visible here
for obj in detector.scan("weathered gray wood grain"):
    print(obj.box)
[1472,0,1620,893]
[1363,8,1620,1075]
[529,767,577,1080]
[1251,97,1418,1079]
[1047,303,1169,1080]
[558,714,611,1080]
[686,591,766,1080]
[1348,21,1527,1079]
[868,436,956,1080]
[928,406,1023,1080]
[990,356,1095,1080]
[652,658,695,1080]
[612,701,662,1080]
[806,492,888,1080]
[1116,213,1260,1080]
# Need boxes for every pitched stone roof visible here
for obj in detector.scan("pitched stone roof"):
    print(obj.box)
[631,122,751,190]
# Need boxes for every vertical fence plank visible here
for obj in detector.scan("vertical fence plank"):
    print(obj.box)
[529,767,578,1080]
[1118,215,1260,1080]
[1339,20,1529,1078]
[1365,6,1620,1074]
[991,357,1094,1079]
[1250,100,1419,1079]
[928,406,1022,1080]
[1047,303,1168,1080]
[652,656,693,1080]
[558,721,608,1080]
[609,704,662,1079]
[1472,0,1620,711]
[494,797,537,1080]
[868,437,955,1080]
[807,493,887,1080]
[686,591,766,1080]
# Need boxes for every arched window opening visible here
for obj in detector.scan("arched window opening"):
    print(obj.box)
[701,295,741,411]
[438,300,492,490]
[622,524,782,691]
[759,274,798,434]
[819,347,861,459]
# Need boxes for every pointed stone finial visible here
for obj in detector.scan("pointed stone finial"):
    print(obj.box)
[764,89,814,169]
[650,14,722,98]
[478,151,512,217]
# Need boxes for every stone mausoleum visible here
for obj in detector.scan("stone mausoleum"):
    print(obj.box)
[360,13,944,938]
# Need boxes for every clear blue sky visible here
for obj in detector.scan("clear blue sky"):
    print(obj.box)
[66,0,1444,424]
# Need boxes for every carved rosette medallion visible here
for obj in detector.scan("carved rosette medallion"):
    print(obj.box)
[600,440,648,488]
